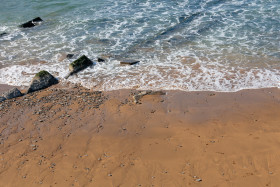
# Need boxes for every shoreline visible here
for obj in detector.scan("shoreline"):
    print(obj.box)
[0,84,280,186]
[1,82,279,94]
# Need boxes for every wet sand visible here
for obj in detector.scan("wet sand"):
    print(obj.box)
[0,84,280,186]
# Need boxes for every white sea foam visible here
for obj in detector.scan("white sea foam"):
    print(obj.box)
[0,0,279,91]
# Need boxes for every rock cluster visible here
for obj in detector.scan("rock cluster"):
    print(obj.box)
[1,16,144,103]
[0,70,60,102]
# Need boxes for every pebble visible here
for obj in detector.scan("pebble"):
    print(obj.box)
[196,179,202,182]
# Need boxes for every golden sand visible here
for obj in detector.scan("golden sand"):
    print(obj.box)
[0,84,280,186]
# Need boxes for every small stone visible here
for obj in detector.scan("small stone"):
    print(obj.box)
[97,57,105,62]
[0,97,6,102]
[108,173,112,177]
[120,59,140,65]
[66,54,74,59]
[196,179,202,182]
[0,32,8,37]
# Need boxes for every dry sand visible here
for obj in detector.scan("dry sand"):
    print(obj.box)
[0,84,280,186]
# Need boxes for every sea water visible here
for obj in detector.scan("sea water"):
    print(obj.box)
[0,0,279,91]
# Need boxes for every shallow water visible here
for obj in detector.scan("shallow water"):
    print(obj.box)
[0,0,279,91]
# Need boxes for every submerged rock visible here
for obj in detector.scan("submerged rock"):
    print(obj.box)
[66,55,93,79]
[120,59,140,65]
[19,17,43,28]
[0,32,8,37]
[0,96,6,102]
[97,57,106,62]
[27,70,58,93]
[97,54,114,62]
[3,88,23,99]
[66,54,74,59]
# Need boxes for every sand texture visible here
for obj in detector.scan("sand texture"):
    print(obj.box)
[0,85,280,186]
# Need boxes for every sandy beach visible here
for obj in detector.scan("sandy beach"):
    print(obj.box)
[0,84,279,186]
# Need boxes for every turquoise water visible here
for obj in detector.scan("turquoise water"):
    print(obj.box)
[0,0,279,91]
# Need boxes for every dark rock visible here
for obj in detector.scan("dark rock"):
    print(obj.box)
[27,70,58,93]
[3,88,23,99]
[120,59,140,65]
[66,54,74,59]
[97,57,105,62]
[97,54,113,62]
[19,17,43,28]
[66,55,93,79]
[0,32,8,37]
[0,96,6,102]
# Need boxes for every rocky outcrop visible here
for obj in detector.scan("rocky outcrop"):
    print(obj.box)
[120,59,140,65]
[27,70,58,93]
[3,88,23,99]
[133,90,165,104]
[65,55,93,79]
[0,96,6,102]
[19,17,43,28]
